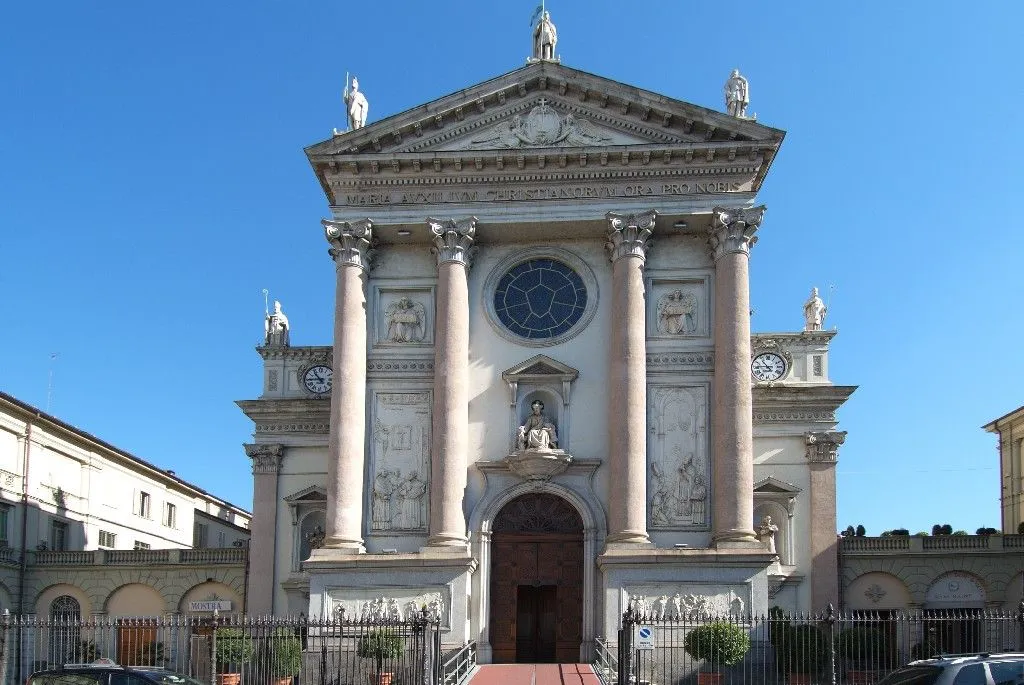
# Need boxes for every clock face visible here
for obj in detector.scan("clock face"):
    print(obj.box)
[302,365,333,394]
[751,352,787,382]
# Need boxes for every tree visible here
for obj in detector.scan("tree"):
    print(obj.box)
[931,524,942,536]
[941,524,952,535]
[842,526,855,537]
[855,525,866,537]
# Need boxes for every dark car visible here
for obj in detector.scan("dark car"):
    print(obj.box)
[876,653,1024,685]
[27,661,206,685]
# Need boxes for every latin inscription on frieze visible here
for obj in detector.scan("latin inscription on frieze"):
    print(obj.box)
[336,181,747,207]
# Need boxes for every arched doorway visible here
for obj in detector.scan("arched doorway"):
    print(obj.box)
[489,493,583,663]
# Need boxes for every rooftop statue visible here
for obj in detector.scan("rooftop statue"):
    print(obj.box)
[265,300,290,347]
[724,68,750,118]
[803,287,827,331]
[344,76,369,131]
[532,10,557,61]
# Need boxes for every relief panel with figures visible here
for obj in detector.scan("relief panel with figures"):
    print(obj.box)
[648,385,710,530]
[369,392,430,533]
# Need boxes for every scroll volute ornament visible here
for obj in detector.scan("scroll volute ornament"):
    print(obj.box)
[323,218,375,270]
[605,210,657,262]
[707,205,765,261]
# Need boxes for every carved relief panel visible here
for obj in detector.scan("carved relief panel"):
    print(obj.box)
[647,276,710,340]
[623,583,750,619]
[372,285,434,349]
[647,385,710,530]
[368,391,431,533]
[329,586,449,628]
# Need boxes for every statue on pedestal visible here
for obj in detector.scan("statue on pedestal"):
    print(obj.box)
[757,514,779,555]
[803,287,827,331]
[532,11,557,61]
[344,76,369,131]
[517,400,558,450]
[724,69,750,118]
[265,300,290,347]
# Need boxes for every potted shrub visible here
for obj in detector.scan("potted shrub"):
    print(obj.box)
[129,640,167,667]
[215,627,255,685]
[839,627,887,684]
[264,629,303,685]
[357,629,405,685]
[779,624,828,685]
[683,621,751,685]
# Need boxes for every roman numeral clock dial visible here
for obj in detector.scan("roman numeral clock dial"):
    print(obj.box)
[302,365,333,394]
[751,352,787,382]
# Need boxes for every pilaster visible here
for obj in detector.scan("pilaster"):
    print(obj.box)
[806,430,846,609]
[244,443,284,614]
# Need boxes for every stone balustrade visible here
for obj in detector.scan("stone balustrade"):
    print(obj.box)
[841,534,1023,553]
[27,547,245,566]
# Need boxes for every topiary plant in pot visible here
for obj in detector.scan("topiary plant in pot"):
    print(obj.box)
[357,629,405,685]
[839,626,889,683]
[683,621,751,685]
[779,624,828,685]
[214,627,255,685]
[264,628,303,685]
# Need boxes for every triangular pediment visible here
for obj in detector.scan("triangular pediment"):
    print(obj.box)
[502,354,579,382]
[753,476,801,494]
[284,485,327,503]
[306,61,783,160]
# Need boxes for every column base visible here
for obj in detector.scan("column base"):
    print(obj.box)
[605,530,652,545]
[311,538,366,556]
[424,533,470,550]
[712,529,761,549]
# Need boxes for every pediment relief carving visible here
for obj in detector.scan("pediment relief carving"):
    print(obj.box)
[306,62,782,161]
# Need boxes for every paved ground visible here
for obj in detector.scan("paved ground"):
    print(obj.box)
[467,663,602,685]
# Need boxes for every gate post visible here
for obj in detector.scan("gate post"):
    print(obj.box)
[825,603,838,685]
[618,603,636,685]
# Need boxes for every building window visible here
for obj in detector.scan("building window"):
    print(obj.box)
[0,504,11,547]
[217,531,226,547]
[164,502,177,528]
[493,258,587,339]
[135,491,151,518]
[50,520,68,551]
[133,541,150,551]
[193,522,209,548]
[98,530,116,548]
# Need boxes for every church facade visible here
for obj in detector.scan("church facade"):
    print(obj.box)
[238,55,855,663]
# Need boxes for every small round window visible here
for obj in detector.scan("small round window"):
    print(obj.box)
[493,258,587,340]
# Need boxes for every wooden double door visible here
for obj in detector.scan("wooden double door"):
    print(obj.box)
[490,532,584,663]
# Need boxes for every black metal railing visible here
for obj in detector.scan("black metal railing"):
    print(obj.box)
[609,603,1024,685]
[592,636,618,685]
[440,640,476,685]
[3,611,443,685]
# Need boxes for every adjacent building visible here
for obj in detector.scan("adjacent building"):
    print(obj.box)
[239,22,855,664]
[0,391,251,619]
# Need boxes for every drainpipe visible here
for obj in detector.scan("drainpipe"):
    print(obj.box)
[15,416,34,682]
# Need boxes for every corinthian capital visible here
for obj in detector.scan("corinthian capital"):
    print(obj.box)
[707,205,766,261]
[244,443,285,474]
[429,216,478,267]
[804,431,846,463]
[323,218,375,271]
[605,210,657,262]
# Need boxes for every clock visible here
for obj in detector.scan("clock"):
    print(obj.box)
[751,352,787,382]
[302,365,333,394]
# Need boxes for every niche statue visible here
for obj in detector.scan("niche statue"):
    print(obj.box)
[517,400,558,451]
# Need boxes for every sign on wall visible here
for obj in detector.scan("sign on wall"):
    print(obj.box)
[189,600,232,612]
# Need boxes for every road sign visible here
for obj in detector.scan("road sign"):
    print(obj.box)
[635,625,654,650]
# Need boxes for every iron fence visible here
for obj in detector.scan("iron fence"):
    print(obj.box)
[440,640,476,685]
[2,611,443,685]
[605,604,1024,685]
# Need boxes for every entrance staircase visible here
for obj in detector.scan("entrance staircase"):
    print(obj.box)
[467,664,601,685]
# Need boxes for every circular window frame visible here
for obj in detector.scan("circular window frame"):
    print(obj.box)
[483,247,599,347]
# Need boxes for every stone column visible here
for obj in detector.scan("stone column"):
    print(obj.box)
[321,218,374,553]
[707,206,765,547]
[244,443,284,614]
[425,216,477,548]
[604,210,656,545]
[806,430,846,609]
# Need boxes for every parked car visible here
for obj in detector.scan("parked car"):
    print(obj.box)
[876,652,1024,685]
[27,661,206,685]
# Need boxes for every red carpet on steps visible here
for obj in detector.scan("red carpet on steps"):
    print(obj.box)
[467,663,601,685]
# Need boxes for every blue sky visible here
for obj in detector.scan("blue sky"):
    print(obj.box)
[2,1,1022,535]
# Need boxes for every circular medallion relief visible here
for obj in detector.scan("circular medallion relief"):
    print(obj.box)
[484,247,598,347]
